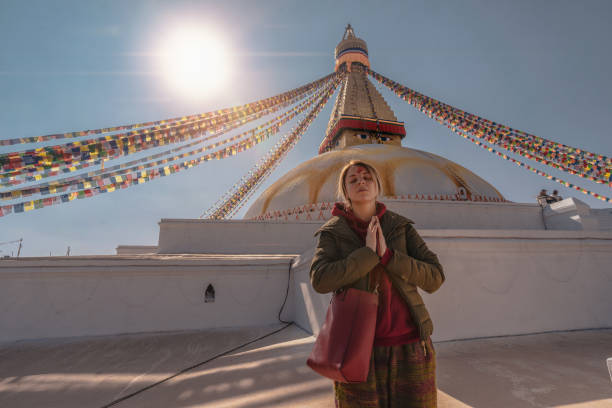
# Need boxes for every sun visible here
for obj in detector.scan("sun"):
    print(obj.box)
[159,26,232,100]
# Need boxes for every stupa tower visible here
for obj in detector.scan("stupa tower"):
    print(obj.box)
[244,26,505,220]
[319,24,406,153]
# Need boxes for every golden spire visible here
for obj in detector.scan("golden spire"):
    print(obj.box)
[320,26,405,154]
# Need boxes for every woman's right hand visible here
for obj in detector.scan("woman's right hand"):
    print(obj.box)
[365,216,378,253]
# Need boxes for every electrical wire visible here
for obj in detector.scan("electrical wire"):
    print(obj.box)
[277,260,294,324]
[100,258,296,407]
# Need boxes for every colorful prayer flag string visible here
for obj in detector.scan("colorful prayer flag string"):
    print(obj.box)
[368,69,611,184]
[423,104,610,183]
[368,69,612,191]
[0,84,328,190]
[203,74,344,219]
[0,73,335,147]
[449,124,611,203]
[0,76,341,217]
[1,74,335,176]
[368,69,611,168]
[0,86,329,201]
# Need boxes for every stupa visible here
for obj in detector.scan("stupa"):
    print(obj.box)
[243,25,525,228]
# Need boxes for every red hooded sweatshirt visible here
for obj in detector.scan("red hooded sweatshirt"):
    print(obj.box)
[331,202,419,346]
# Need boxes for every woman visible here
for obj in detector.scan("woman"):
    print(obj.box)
[310,160,445,407]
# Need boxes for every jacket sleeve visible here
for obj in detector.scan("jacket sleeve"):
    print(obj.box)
[310,230,381,294]
[385,225,445,293]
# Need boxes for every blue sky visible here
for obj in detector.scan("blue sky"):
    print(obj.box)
[1,0,611,256]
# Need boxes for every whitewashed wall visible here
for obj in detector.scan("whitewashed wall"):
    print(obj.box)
[384,199,545,230]
[0,255,293,343]
[1,230,611,344]
[157,201,547,255]
[290,230,612,342]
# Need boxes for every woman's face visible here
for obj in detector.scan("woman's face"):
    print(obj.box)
[345,165,378,205]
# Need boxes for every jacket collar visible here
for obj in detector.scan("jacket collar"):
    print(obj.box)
[331,201,387,233]
[315,205,414,243]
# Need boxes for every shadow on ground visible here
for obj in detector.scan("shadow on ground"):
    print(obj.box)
[1,326,611,407]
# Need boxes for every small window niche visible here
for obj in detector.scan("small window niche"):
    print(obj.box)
[204,284,215,303]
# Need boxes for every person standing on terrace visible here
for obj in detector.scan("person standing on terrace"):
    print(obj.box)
[310,160,445,407]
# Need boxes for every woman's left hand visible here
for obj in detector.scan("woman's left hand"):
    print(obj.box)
[375,218,387,257]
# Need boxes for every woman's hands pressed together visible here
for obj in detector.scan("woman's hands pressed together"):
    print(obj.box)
[365,217,378,253]
[365,216,388,258]
[375,217,387,257]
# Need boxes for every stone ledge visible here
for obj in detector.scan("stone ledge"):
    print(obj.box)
[0,253,297,270]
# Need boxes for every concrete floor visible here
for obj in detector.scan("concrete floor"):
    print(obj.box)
[0,326,610,408]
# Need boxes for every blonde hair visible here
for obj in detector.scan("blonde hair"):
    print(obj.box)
[336,160,383,206]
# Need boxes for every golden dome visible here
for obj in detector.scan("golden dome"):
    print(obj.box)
[244,144,506,219]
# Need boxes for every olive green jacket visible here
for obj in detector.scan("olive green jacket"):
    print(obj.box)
[310,209,445,340]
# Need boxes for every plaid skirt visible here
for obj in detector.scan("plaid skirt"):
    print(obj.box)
[334,339,436,408]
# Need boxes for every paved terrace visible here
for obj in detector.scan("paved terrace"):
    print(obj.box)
[1,326,610,408]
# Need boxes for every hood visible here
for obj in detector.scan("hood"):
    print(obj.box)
[315,206,414,243]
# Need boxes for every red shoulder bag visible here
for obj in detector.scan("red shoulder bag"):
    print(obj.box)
[306,265,382,383]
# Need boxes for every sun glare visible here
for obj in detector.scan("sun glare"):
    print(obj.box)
[159,26,231,100]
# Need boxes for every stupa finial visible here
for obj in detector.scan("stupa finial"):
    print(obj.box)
[343,24,356,39]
